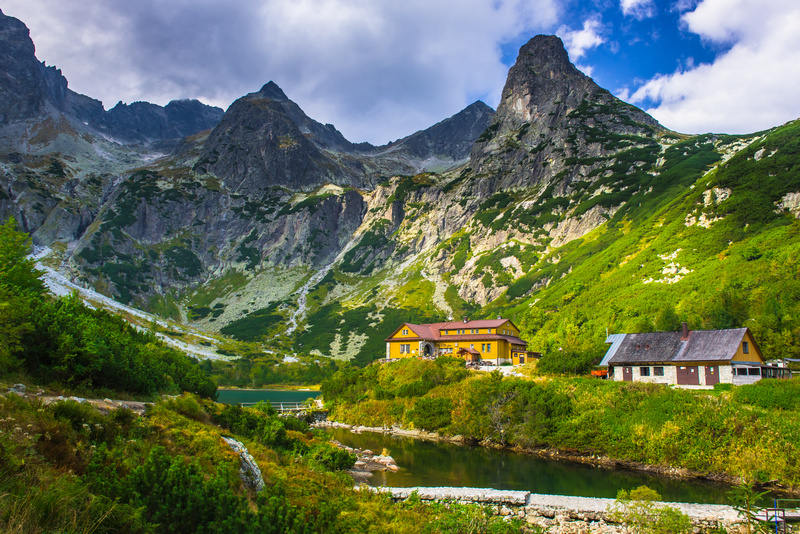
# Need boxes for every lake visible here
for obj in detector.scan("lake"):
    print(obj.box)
[327,427,746,505]
[216,388,321,405]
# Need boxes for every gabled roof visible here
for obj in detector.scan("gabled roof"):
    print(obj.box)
[385,318,525,344]
[599,333,626,367]
[674,328,752,362]
[604,327,760,365]
[439,319,514,330]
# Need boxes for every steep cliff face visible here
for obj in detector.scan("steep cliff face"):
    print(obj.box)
[0,10,223,144]
[196,84,367,193]
[0,9,66,123]
[470,35,661,190]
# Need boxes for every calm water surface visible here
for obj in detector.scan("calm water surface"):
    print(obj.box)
[216,389,320,405]
[328,428,740,505]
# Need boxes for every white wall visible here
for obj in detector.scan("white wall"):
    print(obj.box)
[610,365,675,384]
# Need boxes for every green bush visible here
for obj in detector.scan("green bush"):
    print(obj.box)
[732,378,800,410]
[607,486,692,534]
[309,443,356,471]
[409,397,453,431]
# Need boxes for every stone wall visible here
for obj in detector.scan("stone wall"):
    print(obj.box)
[376,486,743,533]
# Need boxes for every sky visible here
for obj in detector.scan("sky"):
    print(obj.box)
[4,0,800,144]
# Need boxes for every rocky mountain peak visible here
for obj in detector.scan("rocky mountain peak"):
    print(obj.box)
[256,81,290,102]
[0,9,67,123]
[470,34,662,188]
[493,34,594,129]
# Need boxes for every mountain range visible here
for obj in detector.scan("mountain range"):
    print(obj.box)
[2,8,799,369]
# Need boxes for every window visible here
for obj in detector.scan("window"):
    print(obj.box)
[748,367,760,376]
[736,368,748,376]
[481,343,486,352]
[402,329,408,335]
[470,344,474,349]
[653,367,664,376]
[487,343,491,352]
[743,342,749,354]
[640,367,651,377]
[487,329,492,333]
[399,344,410,353]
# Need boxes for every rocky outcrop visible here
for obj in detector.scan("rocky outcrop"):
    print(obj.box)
[379,101,495,169]
[470,35,662,190]
[90,99,224,145]
[196,83,366,193]
[0,10,222,144]
[222,437,265,492]
[0,9,65,123]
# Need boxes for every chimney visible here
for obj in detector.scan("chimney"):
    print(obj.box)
[681,322,689,340]
[463,316,468,323]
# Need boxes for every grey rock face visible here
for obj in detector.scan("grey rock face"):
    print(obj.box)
[197,81,496,193]
[392,101,495,161]
[0,10,64,123]
[90,99,224,144]
[222,437,265,492]
[470,35,662,190]
[196,84,365,193]
[0,10,222,145]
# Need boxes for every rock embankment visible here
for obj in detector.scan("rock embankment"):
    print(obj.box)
[330,439,399,483]
[378,487,743,533]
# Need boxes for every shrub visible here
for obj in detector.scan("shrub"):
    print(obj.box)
[732,378,800,410]
[408,397,453,431]
[607,486,692,534]
[309,443,356,471]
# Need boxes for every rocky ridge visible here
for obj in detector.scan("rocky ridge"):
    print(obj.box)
[2,8,799,368]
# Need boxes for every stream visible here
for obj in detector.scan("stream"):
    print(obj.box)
[327,427,742,505]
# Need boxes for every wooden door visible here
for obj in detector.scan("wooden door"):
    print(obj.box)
[705,365,720,386]
[622,366,633,382]
[677,366,700,385]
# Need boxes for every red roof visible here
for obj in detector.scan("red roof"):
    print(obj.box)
[386,318,526,347]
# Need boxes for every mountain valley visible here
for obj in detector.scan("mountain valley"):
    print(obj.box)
[2,8,800,374]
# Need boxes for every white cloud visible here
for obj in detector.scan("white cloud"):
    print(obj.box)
[558,18,605,60]
[630,0,800,134]
[620,0,656,19]
[1,0,561,144]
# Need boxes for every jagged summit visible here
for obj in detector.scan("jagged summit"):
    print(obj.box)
[516,35,579,78]
[470,34,663,189]
[0,10,223,142]
[0,9,68,123]
[256,81,290,101]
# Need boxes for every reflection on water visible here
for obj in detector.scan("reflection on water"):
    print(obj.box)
[328,428,738,505]
[216,389,320,405]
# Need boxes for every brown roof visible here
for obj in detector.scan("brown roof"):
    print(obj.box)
[607,328,759,365]
[458,347,480,355]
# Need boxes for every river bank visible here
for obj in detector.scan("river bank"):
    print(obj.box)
[314,420,798,498]
[373,487,744,533]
